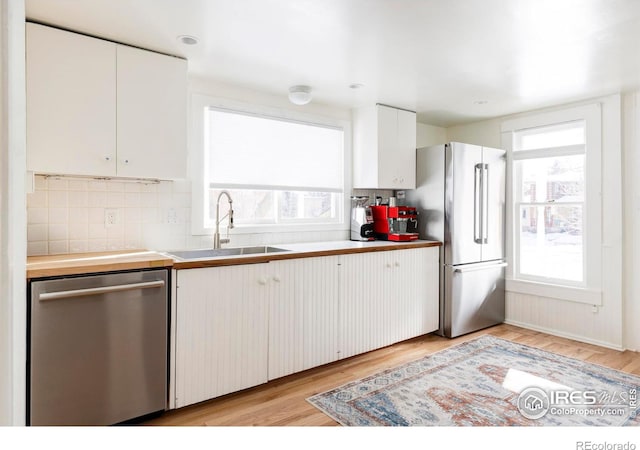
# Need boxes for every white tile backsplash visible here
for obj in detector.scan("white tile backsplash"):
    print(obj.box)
[48,190,68,208]
[49,240,69,254]
[28,208,48,224]
[26,175,350,256]
[69,240,88,253]
[67,180,88,191]
[27,224,48,242]
[27,241,48,256]
[47,178,68,191]
[48,208,68,224]
[68,191,88,207]
[48,223,68,241]
[88,191,107,207]
[27,190,47,208]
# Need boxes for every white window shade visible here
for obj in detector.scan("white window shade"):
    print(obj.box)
[206,108,344,191]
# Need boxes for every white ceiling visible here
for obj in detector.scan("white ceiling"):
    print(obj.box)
[25,0,640,126]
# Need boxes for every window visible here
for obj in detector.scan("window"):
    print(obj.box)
[191,95,350,234]
[502,104,602,304]
[514,121,586,284]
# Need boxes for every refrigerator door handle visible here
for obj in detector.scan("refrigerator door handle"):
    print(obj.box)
[454,262,508,273]
[474,163,483,244]
[483,163,489,244]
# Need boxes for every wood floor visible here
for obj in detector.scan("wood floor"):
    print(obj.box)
[144,324,640,426]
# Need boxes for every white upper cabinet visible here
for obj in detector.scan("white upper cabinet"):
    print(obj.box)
[353,104,417,189]
[116,45,187,179]
[26,23,117,176]
[26,23,187,179]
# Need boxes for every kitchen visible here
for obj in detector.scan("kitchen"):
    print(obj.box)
[2,0,640,446]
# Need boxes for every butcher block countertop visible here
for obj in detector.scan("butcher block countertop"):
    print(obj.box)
[170,240,441,270]
[26,241,442,278]
[26,250,174,279]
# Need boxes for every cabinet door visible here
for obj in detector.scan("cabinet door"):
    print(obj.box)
[26,23,116,176]
[376,105,417,189]
[390,247,439,342]
[116,45,187,179]
[377,105,400,188]
[396,108,417,189]
[339,248,439,359]
[268,257,340,380]
[174,265,269,408]
[339,251,390,359]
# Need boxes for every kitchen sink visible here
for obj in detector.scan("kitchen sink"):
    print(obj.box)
[166,246,288,260]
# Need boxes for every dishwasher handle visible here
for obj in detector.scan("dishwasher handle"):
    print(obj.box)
[37,280,165,302]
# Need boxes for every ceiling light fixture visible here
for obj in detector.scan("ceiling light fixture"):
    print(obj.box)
[177,35,199,45]
[288,85,312,105]
[349,83,365,89]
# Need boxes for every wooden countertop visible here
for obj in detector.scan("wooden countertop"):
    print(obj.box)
[170,240,441,270]
[26,250,174,279]
[26,241,442,278]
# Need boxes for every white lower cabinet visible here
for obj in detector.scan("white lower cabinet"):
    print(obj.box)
[339,246,439,359]
[174,257,340,408]
[268,257,340,380]
[173,247,438,408]
[174,263,269,408]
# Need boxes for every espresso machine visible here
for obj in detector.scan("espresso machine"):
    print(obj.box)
[370,204,419,241]
[350,196,375,241]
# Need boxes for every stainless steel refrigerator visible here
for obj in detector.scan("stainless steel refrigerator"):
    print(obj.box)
[406,142,506,338]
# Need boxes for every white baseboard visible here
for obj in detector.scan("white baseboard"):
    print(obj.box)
[504,319,625,351]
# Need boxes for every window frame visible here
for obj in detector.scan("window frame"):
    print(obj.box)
[189,94,352,235]
[501,104,603,305]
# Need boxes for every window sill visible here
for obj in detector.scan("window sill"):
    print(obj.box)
[192,222,348,236]
[506,279,602,306]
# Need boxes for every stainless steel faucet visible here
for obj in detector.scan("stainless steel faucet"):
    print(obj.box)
[213,190,234,249]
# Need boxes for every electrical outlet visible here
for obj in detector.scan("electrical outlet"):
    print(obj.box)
[166,208,178,224]
[104,209,119,227]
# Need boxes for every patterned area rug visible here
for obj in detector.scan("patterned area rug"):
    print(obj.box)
[307,336,640,426]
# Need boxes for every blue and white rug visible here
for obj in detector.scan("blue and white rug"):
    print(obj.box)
[307,336,640,426]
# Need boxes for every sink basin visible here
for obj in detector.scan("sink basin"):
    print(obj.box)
[167,246,288,260]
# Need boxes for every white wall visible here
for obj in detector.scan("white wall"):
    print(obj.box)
[623,92,640,351]
[447,119,502,148]
[445,95,626,349]
[0,0,26,425]
[417,122,447,148]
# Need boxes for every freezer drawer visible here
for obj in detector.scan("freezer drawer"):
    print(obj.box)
[29,269,168,426]
[443,261,506,338]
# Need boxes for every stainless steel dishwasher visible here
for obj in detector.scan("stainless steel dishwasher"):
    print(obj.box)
[28,269,168,426]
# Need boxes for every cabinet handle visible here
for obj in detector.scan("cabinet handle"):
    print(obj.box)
[258,277,268,285]
[386,262,392,268]
[394,261,400,267]
[123,159,130,164]
[273,276,281,283]
[104,156,112,162]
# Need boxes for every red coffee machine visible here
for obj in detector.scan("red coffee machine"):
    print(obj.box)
[370,205,419,241]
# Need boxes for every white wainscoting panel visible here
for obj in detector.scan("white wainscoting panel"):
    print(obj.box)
[505,291,623,350]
